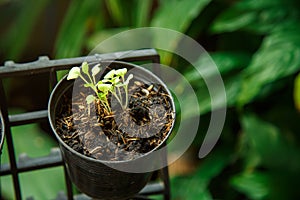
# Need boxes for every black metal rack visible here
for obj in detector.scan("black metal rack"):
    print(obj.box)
[0,49,170,200]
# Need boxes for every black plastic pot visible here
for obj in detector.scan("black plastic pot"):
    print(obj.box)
[48,61,175,199]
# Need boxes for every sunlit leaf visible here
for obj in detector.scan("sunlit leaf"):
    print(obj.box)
[238,28,300,106]
[151,0,211,64]
[67,67,80,80]
[1,0,50,59]
[105,0,129,26]
[86,95,96,104]
[84,83,94,88]
[87,27,131,53]
[211,0,295,34]
[104,69,116,79]
[151,0,210,32]
[92,64,101,76]
[231,172,270,200]
[124,74,133,85]
[81,62,89,75]
[294,73,300,112]
[132,0,152,27]
[98,83,113,92]
[211,9,256,33]
[115,68,127,77]
[55,0,101,58]
[185,52,250,83]
[182,52,249,116]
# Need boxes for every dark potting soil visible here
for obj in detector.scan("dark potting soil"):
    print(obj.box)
[55,81,174,161]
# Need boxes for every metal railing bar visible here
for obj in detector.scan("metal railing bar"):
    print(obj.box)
[0,148,63,176]
[0,80,22,199]
[8,110,48,126]
[63,163,74,200]
[160,147,171,200]
[53,183,163,200]
[0,49,159,77]
[139,182,165,196]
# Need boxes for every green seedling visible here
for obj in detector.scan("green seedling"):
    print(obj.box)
[67,62,133,113]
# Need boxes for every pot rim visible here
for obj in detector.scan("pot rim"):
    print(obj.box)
[0,111,4,149]
[48,60,175,164]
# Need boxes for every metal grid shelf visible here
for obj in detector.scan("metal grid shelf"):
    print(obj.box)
[0,49,170,200]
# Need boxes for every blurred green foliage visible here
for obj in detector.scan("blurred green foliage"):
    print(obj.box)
[1,0,300,199]
[1,123,65,199]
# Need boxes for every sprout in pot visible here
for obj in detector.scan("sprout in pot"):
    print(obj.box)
[59,62,174,161]
[67,62,133,114]
[49,61,175,199]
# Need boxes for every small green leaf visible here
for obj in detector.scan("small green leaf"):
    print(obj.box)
[83,83,94,88]
[101,79,111,83]
[86,95,96,104]
[92,64,101,76]
[111,77,121,85]
[67,67,81,80]
[96,80,103,85]
[99,93,106,98]
[115,68,127,76]
[81,62,89,75]
[98,83,113,92]
[104,69,116,79]
[98,92,108,101]
[124,74,133,85]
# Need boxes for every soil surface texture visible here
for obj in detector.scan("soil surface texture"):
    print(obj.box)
[55,80,174,161]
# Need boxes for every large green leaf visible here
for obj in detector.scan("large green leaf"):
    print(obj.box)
[151,0,211,64]
[105,0,129,26]
[211,0,297,34]
[234,0,283,9]
[87,27,130,52]
[241,114,300,171]
[105,0,153,27]
[237,114,300,199]
[182,52,249,116]
[189,74,243,115]
[231,172,270,200]
[238,28,300,106]
[132,0,152,27]
[151,0,211,32]
[1,0,50,59]
[171,148,231,200]
[54,0,102,58]
[185,52,250,83]
[211,8,256,33]
[231,170,300,200]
